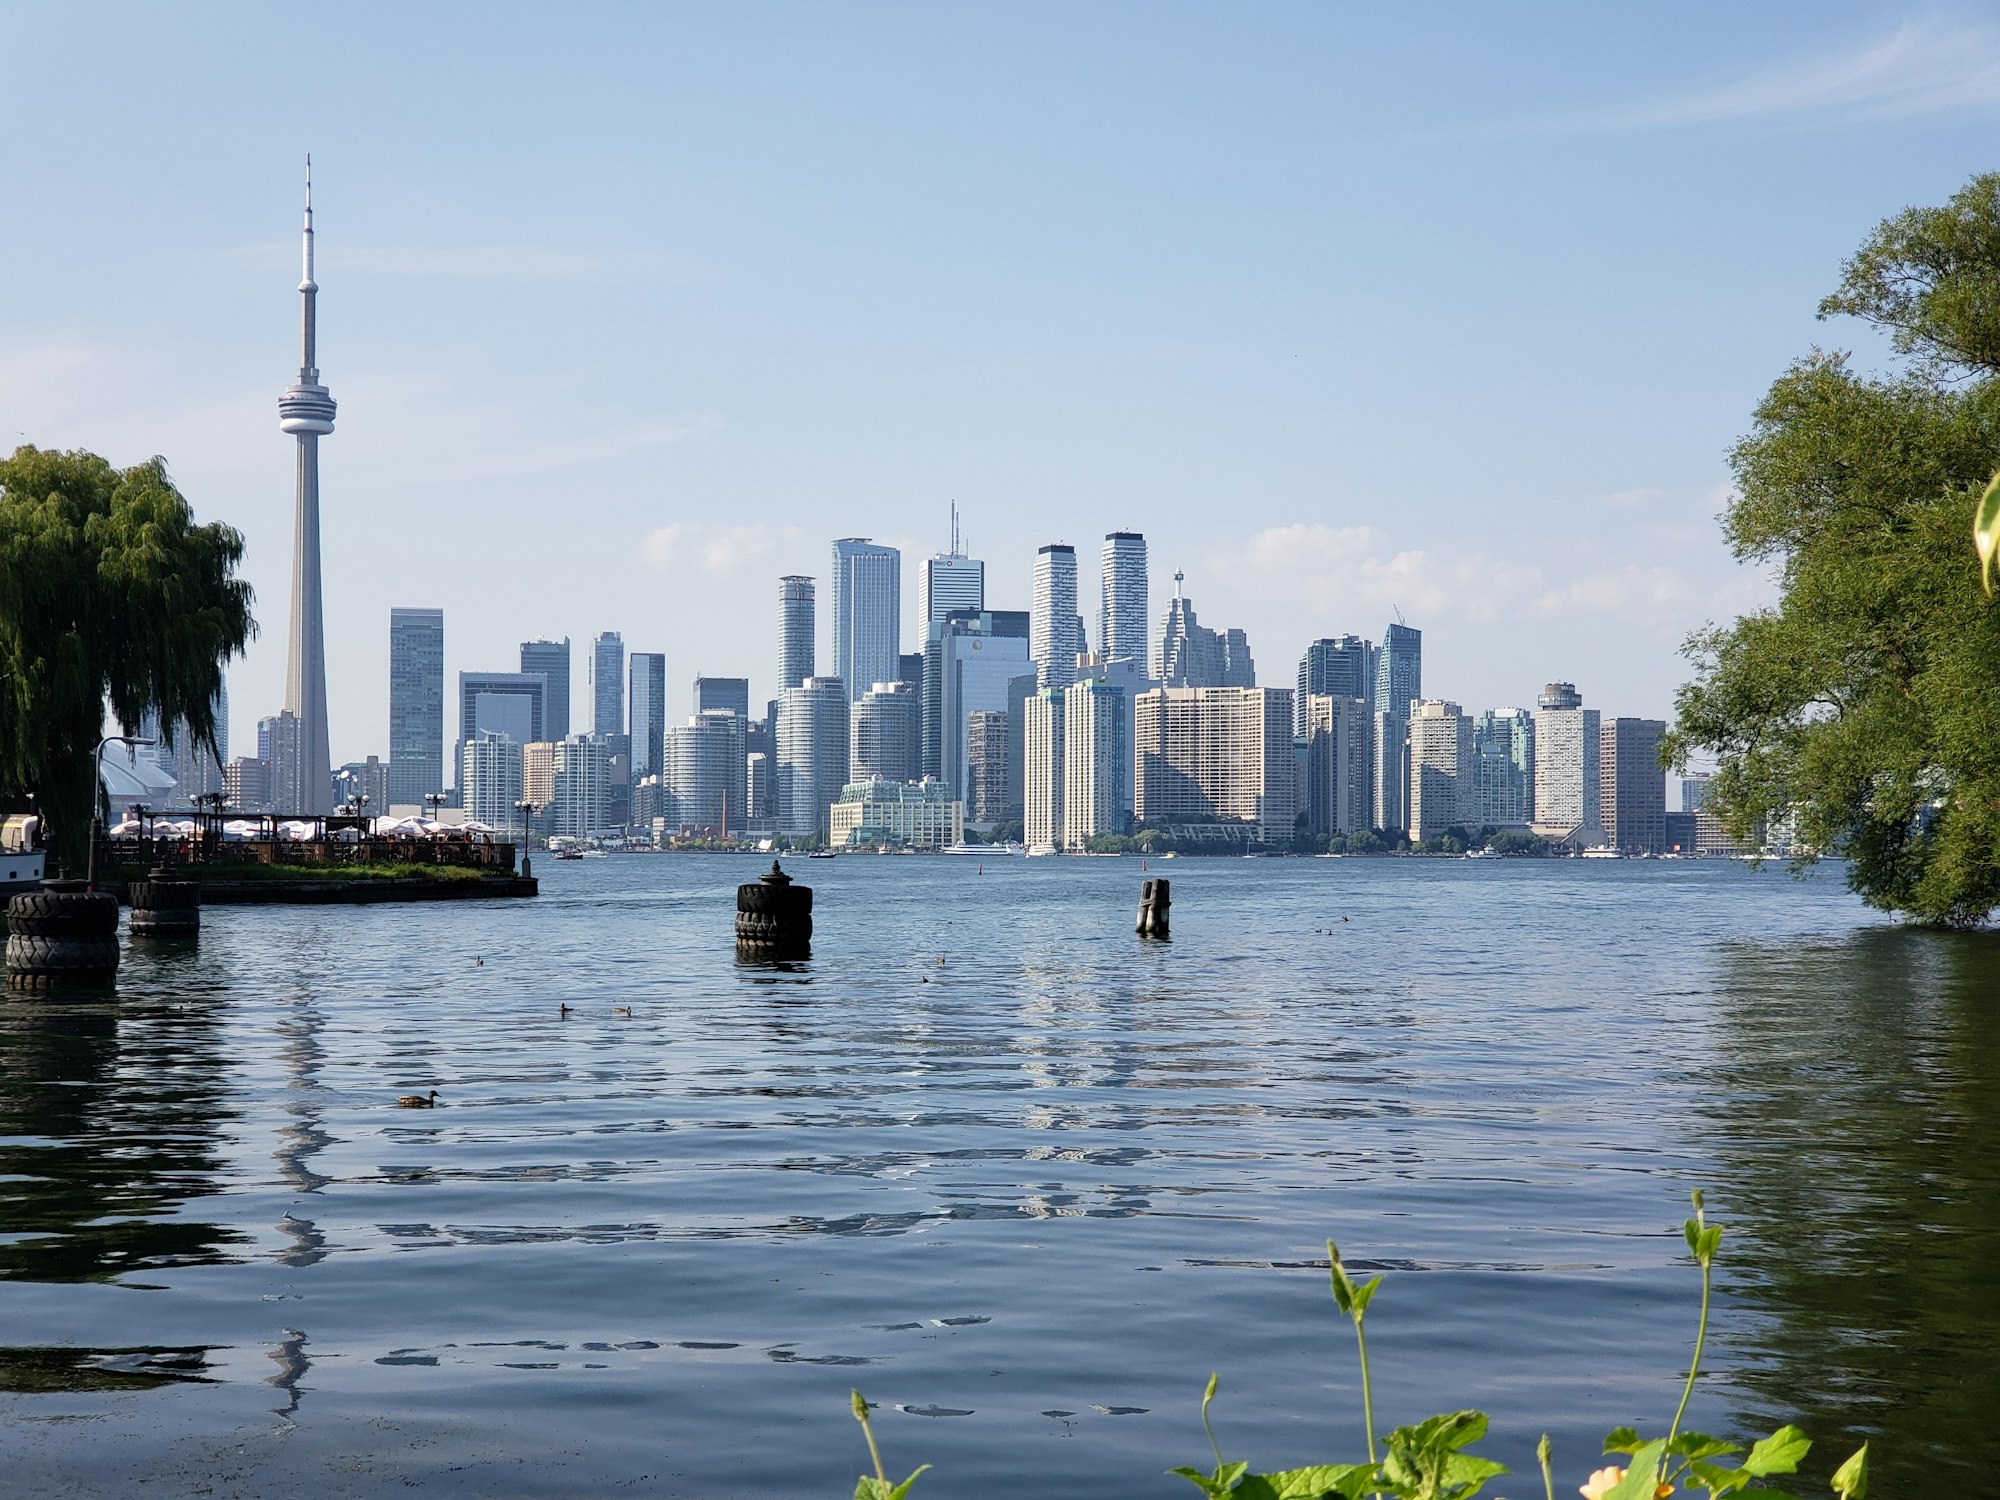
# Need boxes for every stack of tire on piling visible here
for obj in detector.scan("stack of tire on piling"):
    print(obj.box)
[129,865,200,941]
[5,880,120,993]
[736,861,812,958]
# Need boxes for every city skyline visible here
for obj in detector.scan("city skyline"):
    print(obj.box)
[7,9,1988,764]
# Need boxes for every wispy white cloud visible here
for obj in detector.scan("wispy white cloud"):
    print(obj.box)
[1506,18,2000,135]
[643,520,802,575]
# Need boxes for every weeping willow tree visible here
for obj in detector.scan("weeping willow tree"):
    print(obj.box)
[1668,174,2000,926]
[0,446,255,874]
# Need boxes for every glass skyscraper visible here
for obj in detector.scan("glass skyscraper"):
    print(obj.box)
[832,538,901,702]
[1296,635,1371,736]
[389,607,444,809]
[1374,622,1422,720]
[628,651,667,781]
[520,637,571,741]
[590,632,624,737]
[694,676,751,721]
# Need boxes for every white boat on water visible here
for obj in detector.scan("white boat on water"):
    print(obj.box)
[2,815,45,891]
[1464,847,1501,860]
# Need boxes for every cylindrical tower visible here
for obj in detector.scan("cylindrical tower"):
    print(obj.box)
[278,159,336,814]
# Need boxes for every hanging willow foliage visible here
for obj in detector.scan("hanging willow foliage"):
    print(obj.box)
[0,446,255,873]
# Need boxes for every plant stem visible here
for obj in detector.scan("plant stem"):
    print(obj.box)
[1354,1313,1378,1468]
[1668,1243,1712,1451]
[853,1391,888,1484]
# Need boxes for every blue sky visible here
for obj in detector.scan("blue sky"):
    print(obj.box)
[2,4,1994,763]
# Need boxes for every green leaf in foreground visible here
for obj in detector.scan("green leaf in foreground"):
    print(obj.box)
[1741,1425,1810,1477]
[1831,1442,1870,1499]
[1978,469,2000,593]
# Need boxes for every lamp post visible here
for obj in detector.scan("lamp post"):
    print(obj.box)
[88,734,155,890]
[424,791,447,826]
[515,798,541,860]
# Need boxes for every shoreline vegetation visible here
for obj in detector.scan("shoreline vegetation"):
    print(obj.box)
[851,1196,1869,1500]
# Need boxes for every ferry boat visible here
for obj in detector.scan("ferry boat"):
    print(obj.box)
[807,850,838,859]
[2,815,45,891]
[1464,846,1501,860]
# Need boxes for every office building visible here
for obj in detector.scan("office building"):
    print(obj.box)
[1304,694,1369,838]
[830,778,964,849]
[389,608,445,809]
[457,672,545,791]
[1602,717,1668,853]
[898,652,924,689]
[1134,687,1296,844]
[775,677,850,841]
[1681,774,1713,812]
[549,735,608,838]
[1408,700,1475,842]
[276,163,336,815]
[1472,709,1535,827]
[1032,543,1082,689]
[778,576,816,691]
[924,504,985,623]
[853,680,921,785]
[1152,572,1253,687]
[260,710,306,811]
[1372,709,1407,834]
[225,756,272,813]
[664,710,748,832]
[1297,636,1372,736]
[461,731,522,828]
[832,538,902,704]
[695,675,752,721]
[144,687,229,809]
[1099,531,1150,665]
[963,709,1010,824]
[1063,677,1129,848]
[1005,672,1036,823]
[931,610,1032,798]
[334,756,390,818]
[1024,688,1065,852]
[629,652,667,783]
[1374,622,1422,720]
[745,751,772,823]
[590,632,624,737]
[519,637,572,741]
[1532,683,1602,843]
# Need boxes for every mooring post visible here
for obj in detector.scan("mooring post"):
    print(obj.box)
[736,860,813,957]
[1136,876,1171,938]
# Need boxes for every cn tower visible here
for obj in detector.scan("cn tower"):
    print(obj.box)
[277,158,336,814]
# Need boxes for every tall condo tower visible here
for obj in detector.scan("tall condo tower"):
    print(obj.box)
[779,576,816,691]
[832,538,901,702]
[1032,543,1080,689]
[277,159,337,813]
[1099,531,1149,665]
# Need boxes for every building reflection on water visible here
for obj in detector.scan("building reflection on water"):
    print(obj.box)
[1700,928,2000,1497]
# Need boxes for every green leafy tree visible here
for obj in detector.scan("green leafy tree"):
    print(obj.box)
[0,447,253,872]
[1668,173,2000,926]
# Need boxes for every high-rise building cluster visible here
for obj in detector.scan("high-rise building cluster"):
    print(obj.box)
[176,174,1674,849]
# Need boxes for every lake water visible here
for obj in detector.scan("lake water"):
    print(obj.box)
[2,855,1995,1498]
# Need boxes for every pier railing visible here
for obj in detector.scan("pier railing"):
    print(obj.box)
[99,834,518,875]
